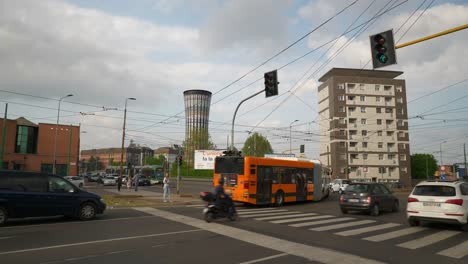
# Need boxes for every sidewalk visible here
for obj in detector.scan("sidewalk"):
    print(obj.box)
[103,188,202,208]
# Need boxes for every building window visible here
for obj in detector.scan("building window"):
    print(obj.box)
[379,154,384,160]
[385,97,392,102]
[384,85,392,91]
[338,106,345,112]
[397,97,403,103]
[388,154,395,160]
[398,120,405,126]
[338,84,345,89]
[402,167,407,173]
[362,130,367,136]
[359,83,365,90]
[378,142,383,148]
[339,142,346,148]
[376,96,381,102]
[361,119,367,125]
[360,96,365,102]
[348,96,355,101]
[377,119,382,125]
[339,130,346,136]
[339,118,346,124]
[349,142,357,147]
[376,108,382,113]
[397,108,404,114]
[338,95,345,101]
[379,167,386,173]
[396,86,403,92]
[377,131,382,136]
[375,85,380,91]
[363,154,368,160]
[400,154,407,161]
[348,107,355,112]
[362,142,368,148]
[15,125,38,154]
[361,107,366,113]
[385,108,392,113]
[387,131,394,137]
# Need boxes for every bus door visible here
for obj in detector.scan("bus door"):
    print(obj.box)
[256,167,272,204]
[296,170,307,201]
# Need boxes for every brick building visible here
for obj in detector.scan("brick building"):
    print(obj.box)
[0,117,80,176]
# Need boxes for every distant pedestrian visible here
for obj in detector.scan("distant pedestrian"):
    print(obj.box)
[133,174,140,192]
[117,176,122,192]
[163,174,171,202]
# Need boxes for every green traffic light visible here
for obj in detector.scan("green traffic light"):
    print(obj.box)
[378,54,388,63]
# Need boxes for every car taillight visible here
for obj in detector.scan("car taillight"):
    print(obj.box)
[446,199,463,206]
[408,197,419,203]
[366,196,372,204]
[244,182,249,189]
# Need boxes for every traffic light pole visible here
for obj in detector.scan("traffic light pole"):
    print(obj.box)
[0,103,8,169]
[231,90,264,150]
[395,24,467,49]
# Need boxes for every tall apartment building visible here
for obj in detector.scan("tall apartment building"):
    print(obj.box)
[318,68,411,186]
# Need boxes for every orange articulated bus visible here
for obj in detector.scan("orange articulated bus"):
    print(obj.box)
[213,155,324,206]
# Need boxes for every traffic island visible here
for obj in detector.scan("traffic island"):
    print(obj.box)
[102,194,200,208]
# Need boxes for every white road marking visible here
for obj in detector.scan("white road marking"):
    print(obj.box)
[0,236,14,240]
[363,227,427,242]
[240,211,301,218]
[289,217,352,227]
[255,213,319,221]
[271,215,333,225]
[0,229,202,255]
[185,204,206,207]
[397,230,460,249]
[310,220,376,231]
[335,223,400,237]
[134,207,385,264]
[238,209,288,215]
[239,253,289,264]
[236,208,279,212]
[105,250,132,255]
[2,215,157,230]
[437,240,468,259]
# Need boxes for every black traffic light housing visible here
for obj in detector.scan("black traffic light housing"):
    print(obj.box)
[264,70,279,98]
[370,30,397,69]
[300,144,305,153]
[177,155,183,166]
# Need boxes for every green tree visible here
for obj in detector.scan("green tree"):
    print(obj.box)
[87,156,103,172]
[242,132,273,157]
[145,155,166,166]
[411,153,438,179]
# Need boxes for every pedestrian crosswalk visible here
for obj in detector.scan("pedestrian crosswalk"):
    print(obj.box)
[186,205,468,260]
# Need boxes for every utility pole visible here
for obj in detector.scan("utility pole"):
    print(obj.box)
[231,90,263,150]
[0,103,8,169]
[53,94,73,175]
[464,143,467,179]
[67,125,72,175]
[119,98,136,182]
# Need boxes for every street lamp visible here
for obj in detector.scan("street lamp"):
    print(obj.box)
[289,120,299,154]
[53,94,73,175]
[119,98,136,182]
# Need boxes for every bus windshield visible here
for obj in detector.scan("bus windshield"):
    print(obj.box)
[215,157,244,175]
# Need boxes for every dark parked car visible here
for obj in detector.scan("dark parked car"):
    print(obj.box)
[0,170,106,225]
[339,182,399,216]
[137,175,151,186]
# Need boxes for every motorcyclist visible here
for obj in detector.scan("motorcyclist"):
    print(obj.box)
[213,177,235,214]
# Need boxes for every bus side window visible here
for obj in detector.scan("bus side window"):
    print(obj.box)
[307,169,314,184]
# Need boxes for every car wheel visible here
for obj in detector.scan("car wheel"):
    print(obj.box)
[392,201,399,212]
[408,218,420,227]
[341,208,348,214]
[370,204,380,216]
[79,203,97,221]
[274,191,285,207]
[0,206,8,226]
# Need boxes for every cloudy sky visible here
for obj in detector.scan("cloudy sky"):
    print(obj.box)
[0,0,467,164]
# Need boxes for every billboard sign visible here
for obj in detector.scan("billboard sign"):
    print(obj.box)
[194,150,225,170]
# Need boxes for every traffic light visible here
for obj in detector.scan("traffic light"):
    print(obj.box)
[370,30,397,69]
[264,70,279,98]
[300,144,305,153]
[178,155,183,166]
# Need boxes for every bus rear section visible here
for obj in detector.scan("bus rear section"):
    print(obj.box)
[213,156,252,204]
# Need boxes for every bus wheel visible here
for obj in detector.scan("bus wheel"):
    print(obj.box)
[274,191,284,207]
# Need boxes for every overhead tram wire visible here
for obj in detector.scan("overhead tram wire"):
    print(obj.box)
[248,0,402,133]
[134,1,359,133]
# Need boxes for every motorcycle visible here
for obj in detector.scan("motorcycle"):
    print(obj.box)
[199,192,237,223]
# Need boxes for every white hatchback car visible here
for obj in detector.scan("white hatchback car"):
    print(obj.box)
[407,180,468,231]
[330,179,351,194]
[64,176,84,188]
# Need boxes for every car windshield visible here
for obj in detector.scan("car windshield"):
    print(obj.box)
[105,176,114,179]
[413,185,456,196]
[345,184,369,193]
[342,180,351,184]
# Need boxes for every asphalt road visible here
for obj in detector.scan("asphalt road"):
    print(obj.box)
[4,182,466,264]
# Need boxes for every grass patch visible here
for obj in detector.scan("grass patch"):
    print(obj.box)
[102,194,156,207]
